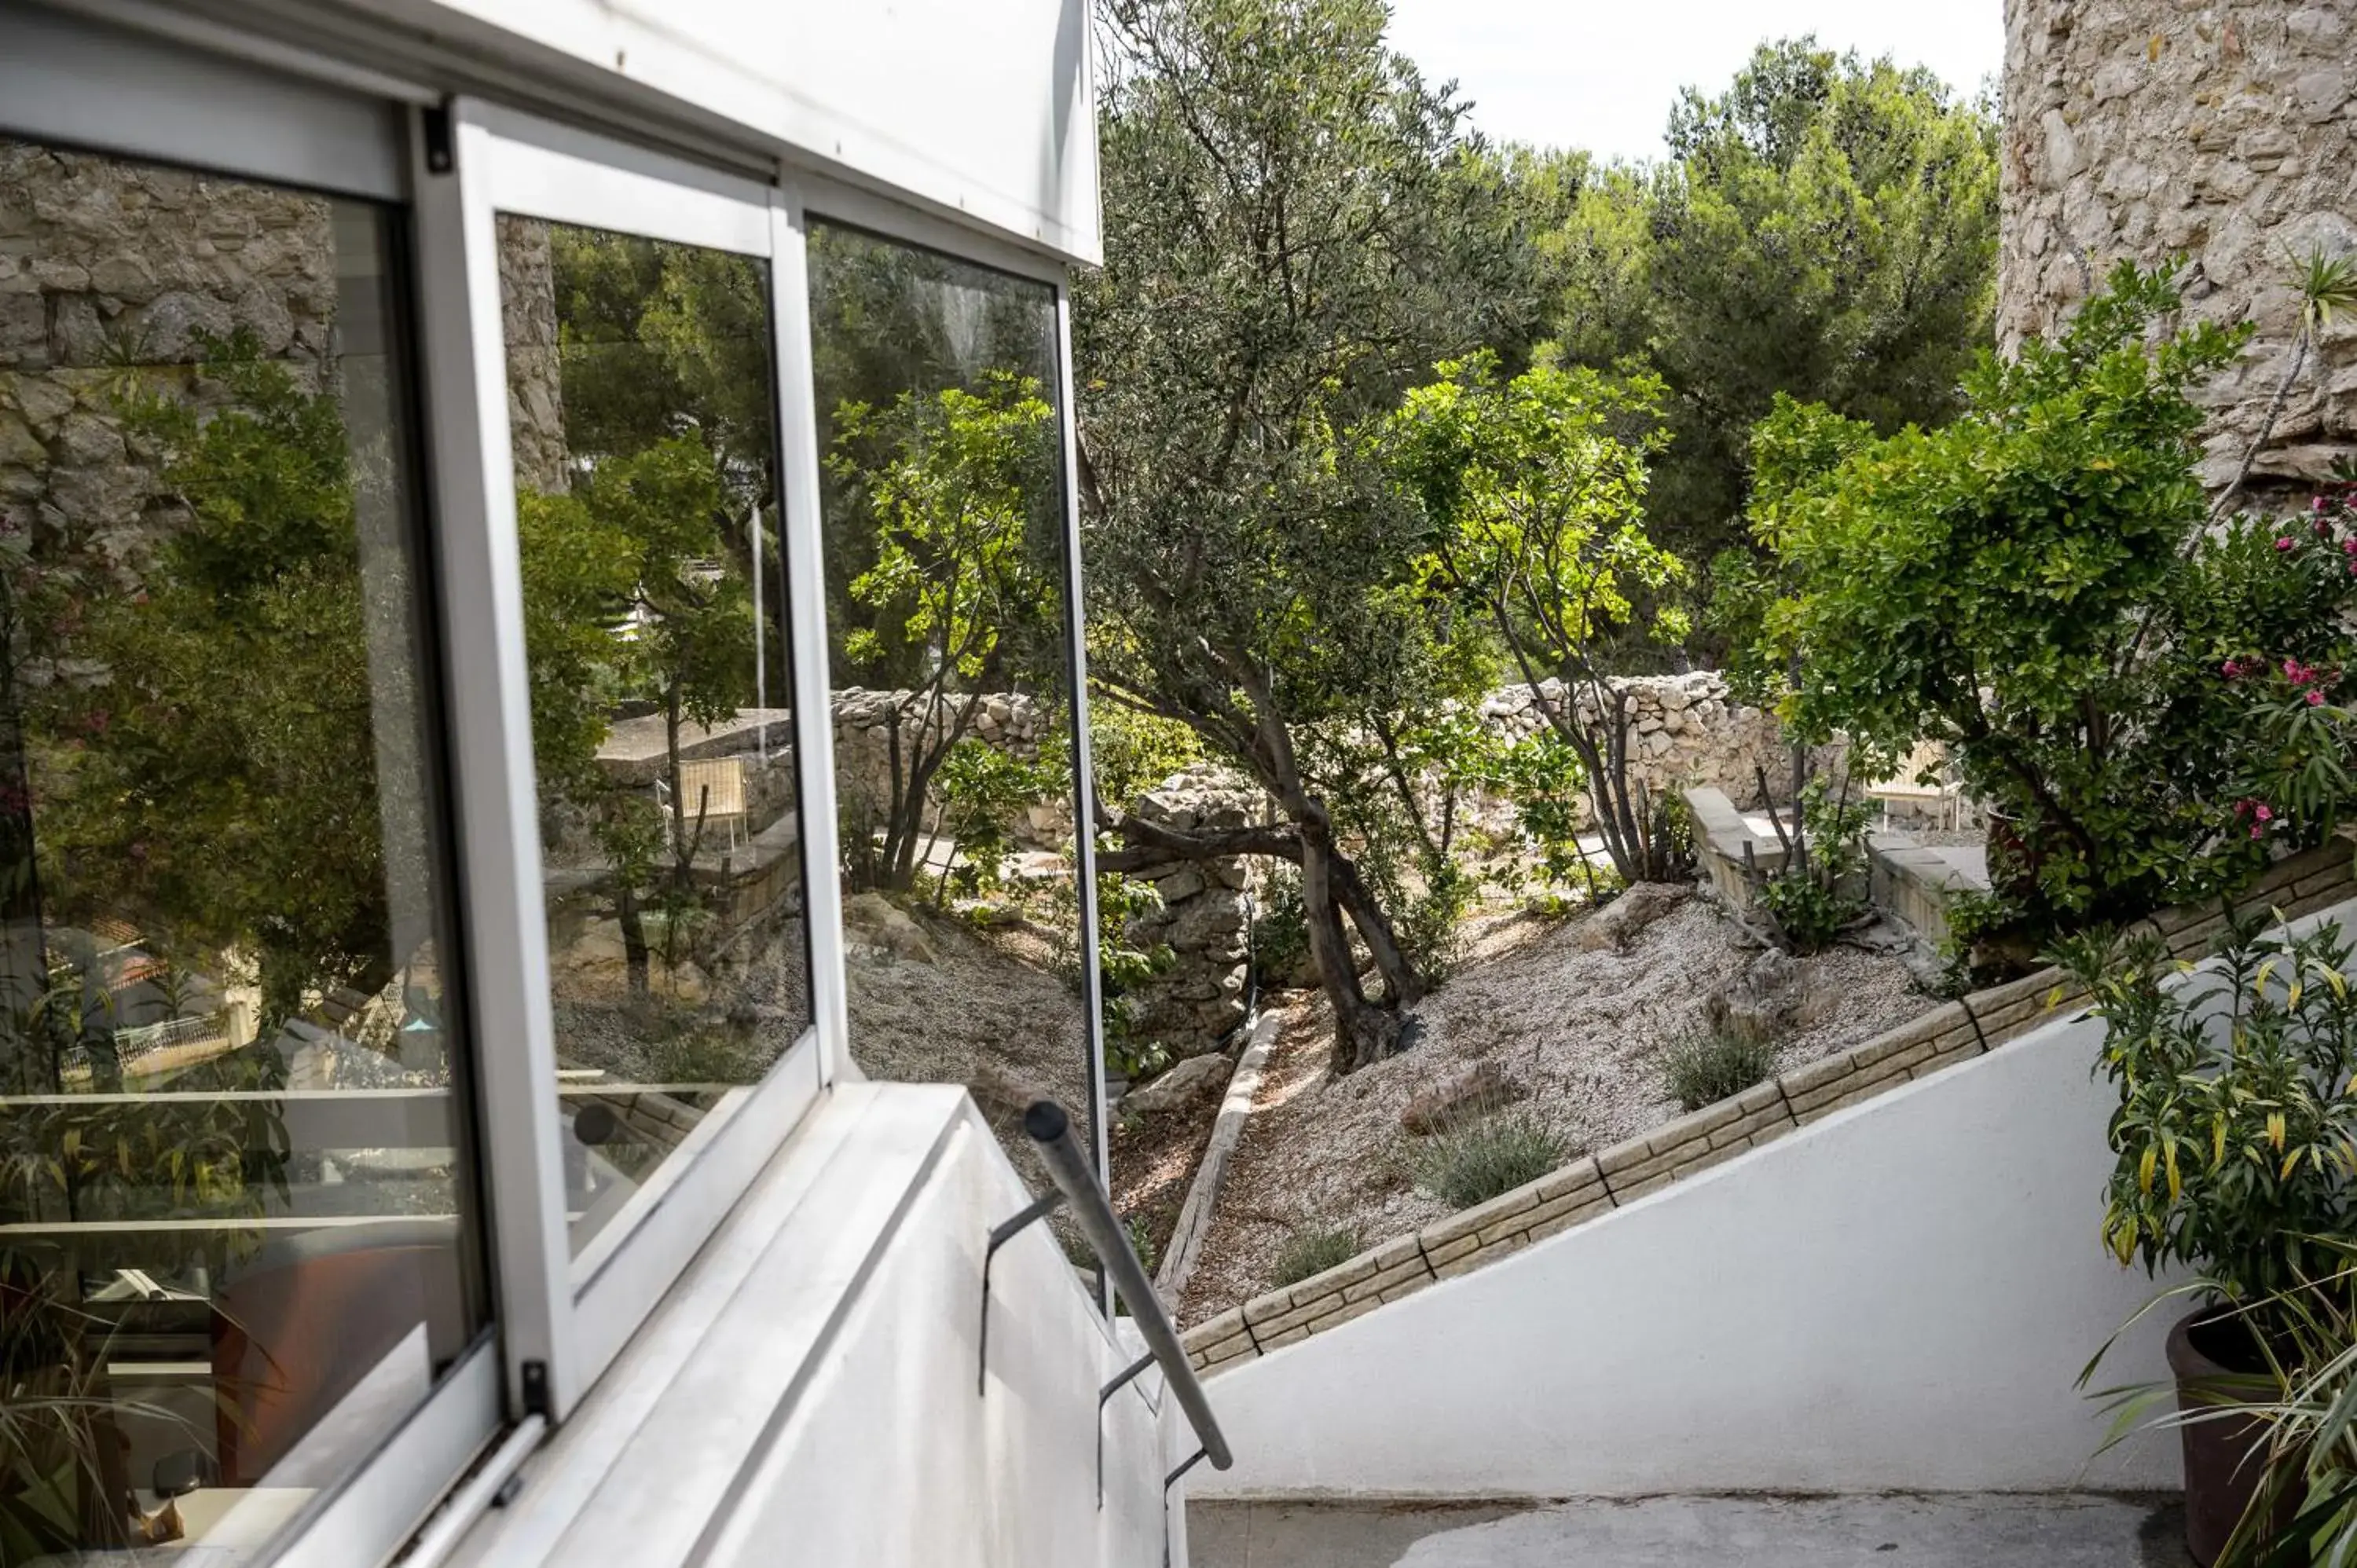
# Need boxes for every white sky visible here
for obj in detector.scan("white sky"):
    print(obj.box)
[1384,0,2005,163]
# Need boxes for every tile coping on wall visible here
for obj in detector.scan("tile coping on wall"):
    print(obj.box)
[1178,841,2357,1377]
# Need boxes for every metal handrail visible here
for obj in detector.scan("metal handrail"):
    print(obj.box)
[1023,1098,1233,1475]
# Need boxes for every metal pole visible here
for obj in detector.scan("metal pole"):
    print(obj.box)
[1024,1100,1232,1471]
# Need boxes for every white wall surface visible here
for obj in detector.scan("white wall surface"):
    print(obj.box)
[394,0,1100,262]
[1191,987,2207,1499]
[702,1108,1172,1568]
[449,1085,1178,1568]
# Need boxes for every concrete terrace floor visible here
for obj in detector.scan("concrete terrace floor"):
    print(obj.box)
[1189,1494,2197,1568]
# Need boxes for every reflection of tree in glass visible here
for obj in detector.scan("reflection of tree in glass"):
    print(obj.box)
[548,230,777,507]
[21,332,391,1029]
[518,438,753,995]
[826,372,1057,890]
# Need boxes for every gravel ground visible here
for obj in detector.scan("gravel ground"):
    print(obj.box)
[1176,889,1942,1324]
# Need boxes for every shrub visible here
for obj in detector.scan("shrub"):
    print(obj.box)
[1741,259,2357,948]
[2058,908,2357,1331]
[1660,1029,1780,1112]
[1252,862,1311,989]
[1266,1222,1363,1289]
[1412,1113,1569,1210]
[1750,771,1874,955]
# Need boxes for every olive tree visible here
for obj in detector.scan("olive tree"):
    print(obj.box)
[1075,0,1526,1071]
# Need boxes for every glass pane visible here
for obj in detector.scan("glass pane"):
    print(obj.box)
[0,141,486,1556]
[806,222,1097,1181]
[496,217,811,1257]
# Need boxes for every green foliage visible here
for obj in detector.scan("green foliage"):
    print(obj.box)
[827,372,1061,891]
[1080,0,1520,1066]
[1484,731,1595,892]
[1252,862,1311,991]
[929,732,1068,907]
[1750,773,1873,955]
[1267,1223,1365,1289]
[1744,260,2357,943]
[35,332,390,1023]
[1084,867,1176,1082]
[1087,702,1200,813]
[1383,350,1692,885]
[1411,1112,1568,1209]
[544,225,777,503]
[1659,1028,1781,1112]
[2145,1262,2357,1568]
[2057,910,2357,1325]
[1549,38,2000,580]
[1125,1214,1164,1276]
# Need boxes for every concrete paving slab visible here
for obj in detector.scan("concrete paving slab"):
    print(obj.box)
[1188,1493,2194,1568]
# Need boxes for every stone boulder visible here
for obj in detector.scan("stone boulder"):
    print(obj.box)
[1706,947,1801,1046]
[1399,1060,1527,1135]
[1574,881,1689,951]
[841,891,936,964]
[1124,1050,1233,1117]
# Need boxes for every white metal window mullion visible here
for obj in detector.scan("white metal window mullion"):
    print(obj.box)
[769,181,854,1086]
[409,99,581,1422]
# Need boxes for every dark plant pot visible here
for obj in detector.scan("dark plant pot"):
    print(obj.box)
[2167,1307,2296,1567]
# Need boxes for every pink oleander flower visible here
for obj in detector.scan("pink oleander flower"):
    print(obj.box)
[2253,825,2266,840]
[2223,658,2243,678]
[2310,689,2328,706]
[2286,659,2318,687]
[2256,804,2275,822]
[2278,536,2300,551]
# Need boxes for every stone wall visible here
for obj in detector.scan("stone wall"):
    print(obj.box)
[1118,768,1257,1062]
[2001,0,2357,493]
[1182,839,2357,1373]
[0,142,341,540]
[1479,673,1802,815]
[497,214,571,496]
[829,686,1074,848]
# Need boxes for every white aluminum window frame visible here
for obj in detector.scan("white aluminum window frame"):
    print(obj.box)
[0,12,508,1566]
[2,4,1107,1558]
[413,99,835,1416]
[792,185,1114,1185]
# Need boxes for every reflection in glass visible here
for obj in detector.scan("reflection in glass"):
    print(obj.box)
[496,218,811,1255]
[0,143,483,1557]
[806,222,1097,1176]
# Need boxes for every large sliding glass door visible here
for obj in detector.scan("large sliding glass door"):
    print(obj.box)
[0,134,489,1563]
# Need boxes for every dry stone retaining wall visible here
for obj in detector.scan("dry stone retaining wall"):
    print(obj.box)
[1480,674,1809,816]
[1182,840,2357,1376]
[1120,768,1259,1061]
[2001,0,2357,493]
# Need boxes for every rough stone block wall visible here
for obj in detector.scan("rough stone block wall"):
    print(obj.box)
[0,143,341,540]
[829,687,1074,848]
[2002,0,2357,492]
[1120,768,1258,1061]
[1480,674,1810,819]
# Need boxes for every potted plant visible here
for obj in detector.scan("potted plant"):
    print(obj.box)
[2063,907,2357,1565]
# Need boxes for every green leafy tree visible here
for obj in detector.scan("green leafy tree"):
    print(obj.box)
[32,335,397,1027]
[1553,39,1999,588]
[1383,350,1691,883]
[1745,261,2357,944]
[827,371,1060,892]
[518,437,754,992]
[1077,0,1525,1071]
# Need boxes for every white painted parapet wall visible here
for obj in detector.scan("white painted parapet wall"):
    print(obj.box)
[1182,902,2357,1499]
